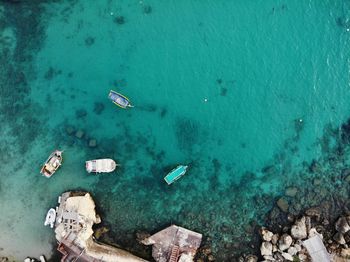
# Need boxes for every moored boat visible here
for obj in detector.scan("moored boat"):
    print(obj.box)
[44,208,56,228]
[108,90,133,108]
[164,165,188,185]
[86,158,117,173]
[40,150,63,178]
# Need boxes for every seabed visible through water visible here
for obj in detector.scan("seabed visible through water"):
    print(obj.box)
[0,0,350,261]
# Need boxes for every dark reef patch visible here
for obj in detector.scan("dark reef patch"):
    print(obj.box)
[93,102,105,115]
[220,87,227,96]
[113,78,127,87]
[160,107,167,118]
[75,108,87,118]
[114,16,125,25]
[142,5,152,14]
[175,117,200,152]
[44,67,62,80]
[85,36,95,46]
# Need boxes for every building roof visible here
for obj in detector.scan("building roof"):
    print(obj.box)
[142,225,202,262]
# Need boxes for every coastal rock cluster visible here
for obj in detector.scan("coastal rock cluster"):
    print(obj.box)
[242,211,350,261]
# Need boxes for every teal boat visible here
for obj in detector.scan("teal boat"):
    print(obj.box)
[164,165,188,185]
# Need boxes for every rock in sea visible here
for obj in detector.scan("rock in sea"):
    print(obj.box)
[285,187,298,197]
[291,216,307,240]
[333,232,346,245]
[88,139,97,148]
[277,198,289,212]
[335,217,350,234]
[260,241,273,256]
[261,227,274,242]
[278,234,292,251]
[75,130,85,139]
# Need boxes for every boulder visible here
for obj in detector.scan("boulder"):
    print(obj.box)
[334,232,346,245]
[285,187,298,197]
[335,217,350,234]
[272,245,278,252]
[262,255,275,261]
[271,234,279,245]
[281,252,293,261]
[294,244,302,252]
[260,242,273,256]
[287,246,297,256]
[277,198,289,213]
[291,217,307,240]
[261,227,274,242]
[298,253,308,261]
[278,234,293,251]
[308,228,323,239]
[245,255,258,262]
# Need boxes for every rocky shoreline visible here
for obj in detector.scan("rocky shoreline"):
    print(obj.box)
[240,207,350,262]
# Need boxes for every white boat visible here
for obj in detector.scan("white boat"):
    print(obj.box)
[40,150,63,178]
[44,208,56,228]
[85,158,117,173]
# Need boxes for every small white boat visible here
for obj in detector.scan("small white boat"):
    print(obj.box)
[44,208,56,228]
[86,158,117,173]
[40,150,63,178]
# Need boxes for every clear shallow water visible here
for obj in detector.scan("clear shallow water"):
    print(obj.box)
[0,0,350,260]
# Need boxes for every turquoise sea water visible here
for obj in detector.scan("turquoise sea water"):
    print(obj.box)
[1,0,350,260]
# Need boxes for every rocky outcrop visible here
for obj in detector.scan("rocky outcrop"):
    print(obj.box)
[250,210,350,262]
[291,216,307,240]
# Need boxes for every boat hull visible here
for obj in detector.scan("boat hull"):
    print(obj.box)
[40,150,63,178]
[108,90,132,109]
[164,165,188,185]
[44,208,56,228]
[86,158,117,173]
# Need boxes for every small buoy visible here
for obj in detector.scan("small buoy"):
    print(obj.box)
[347,28,350,32]
[299,118,303,122]
[110,12,114,15]
[204,98,208,102]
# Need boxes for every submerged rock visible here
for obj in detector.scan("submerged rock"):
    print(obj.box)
[75,130,84,139]
[65,125,75,135]
[277,198,289,213]
[88,139,97,148]
[285,187,298,197]
[305,207,322,221]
